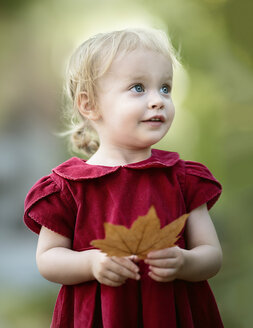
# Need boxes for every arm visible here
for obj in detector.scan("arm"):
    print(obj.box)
[145,203,223,282]
[36,226,140,287]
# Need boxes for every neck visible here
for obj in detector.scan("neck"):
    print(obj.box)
[86,145,152,166]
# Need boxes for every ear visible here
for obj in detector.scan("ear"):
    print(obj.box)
[77,92,101,121]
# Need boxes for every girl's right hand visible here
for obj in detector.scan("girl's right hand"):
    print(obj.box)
[91,251,140,287]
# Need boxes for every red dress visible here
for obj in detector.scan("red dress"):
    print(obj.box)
[24,149,223,327]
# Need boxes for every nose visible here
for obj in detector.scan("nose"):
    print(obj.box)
[147,91,164,110]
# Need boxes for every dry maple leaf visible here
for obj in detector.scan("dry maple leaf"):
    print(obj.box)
[91,206,189,259]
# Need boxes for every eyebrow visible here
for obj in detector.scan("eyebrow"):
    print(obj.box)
[128,74,147,81]
[128,74,173,82]
[161,73,173,81]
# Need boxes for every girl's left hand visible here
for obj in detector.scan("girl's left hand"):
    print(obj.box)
[144,246,185,282]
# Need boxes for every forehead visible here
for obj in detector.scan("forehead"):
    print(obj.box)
[104,48,173,80]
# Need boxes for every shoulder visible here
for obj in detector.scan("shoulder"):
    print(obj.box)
[24,158,82,210]
[24,160,79,237]
[149,151,220,184]
[24,174,61,212]
[176,158,222,188]
[183,160,218,180]
[179,160,222,211]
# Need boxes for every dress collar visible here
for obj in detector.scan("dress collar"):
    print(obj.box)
[52,149,180,181]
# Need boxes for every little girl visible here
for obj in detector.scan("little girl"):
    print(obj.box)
[24,28,224,327]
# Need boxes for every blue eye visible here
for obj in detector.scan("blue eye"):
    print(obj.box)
[160,85,170,94]
[131,84,145,93]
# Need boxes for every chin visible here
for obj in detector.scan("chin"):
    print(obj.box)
[146,134,167,146]
[136,139,163,148]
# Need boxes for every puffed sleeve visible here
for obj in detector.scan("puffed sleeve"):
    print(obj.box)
[183,161,222,212]
[24,175,76,239]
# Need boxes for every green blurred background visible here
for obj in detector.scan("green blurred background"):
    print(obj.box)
[0,0,252,327]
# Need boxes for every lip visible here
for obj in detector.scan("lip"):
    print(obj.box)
[141,115,165,123]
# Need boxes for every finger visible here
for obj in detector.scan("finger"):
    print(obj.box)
[145,258,177,268]
[104,270,126,283]
[147,247,178,259]
[109,258,140,280]
[149,266,176,277]
[148,268,176,282]
[112,257,140,274]
[129,255,141,263]
[114,256,140,272]
[101,276,126,287]
[148,271,174,282]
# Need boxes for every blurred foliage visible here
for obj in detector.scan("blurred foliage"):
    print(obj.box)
[0,0,35,14]
[0,287,57,328]
[0,0,252,327]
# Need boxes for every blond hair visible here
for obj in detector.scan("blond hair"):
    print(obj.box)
[64,27,179,157]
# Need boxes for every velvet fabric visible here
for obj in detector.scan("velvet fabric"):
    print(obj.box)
[24,149,223,327]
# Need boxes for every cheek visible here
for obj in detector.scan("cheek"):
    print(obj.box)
[107,112,133,131]
[168,102,175,120]
[116,107,138,124]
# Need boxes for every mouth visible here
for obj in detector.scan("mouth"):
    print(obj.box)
[141,115,165,123]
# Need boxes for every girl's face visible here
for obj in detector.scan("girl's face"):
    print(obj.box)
[94,47,175,150]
